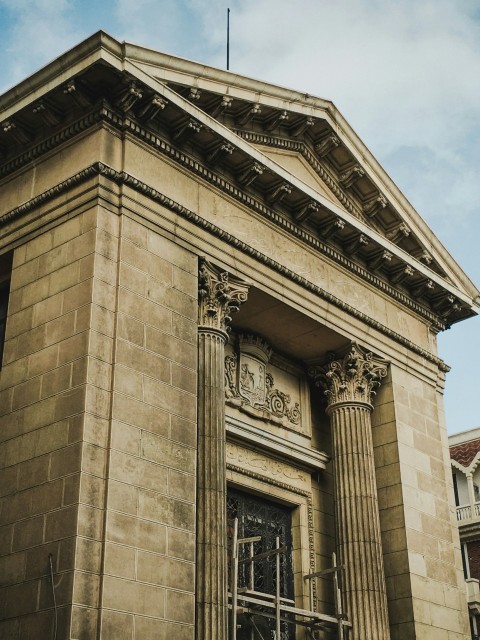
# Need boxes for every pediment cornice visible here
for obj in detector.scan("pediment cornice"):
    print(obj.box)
[0,40,477,328]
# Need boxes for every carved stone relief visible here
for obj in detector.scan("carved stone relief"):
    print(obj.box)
[225,333,302,430]
[226,442,309,489]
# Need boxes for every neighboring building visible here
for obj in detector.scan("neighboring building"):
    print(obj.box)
[0,31,477,640]
[450,428,480,639]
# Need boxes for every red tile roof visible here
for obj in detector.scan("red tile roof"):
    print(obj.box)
[450,439,480,467]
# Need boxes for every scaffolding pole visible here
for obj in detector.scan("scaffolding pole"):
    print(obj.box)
[228,518,351,639]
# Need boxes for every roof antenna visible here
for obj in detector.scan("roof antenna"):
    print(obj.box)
[227,8,230,70]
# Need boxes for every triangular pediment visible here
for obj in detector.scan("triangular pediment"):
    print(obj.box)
[253,146,348,213]
[0,32,478,328]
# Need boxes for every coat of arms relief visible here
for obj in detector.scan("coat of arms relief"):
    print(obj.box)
[225,334,301,428]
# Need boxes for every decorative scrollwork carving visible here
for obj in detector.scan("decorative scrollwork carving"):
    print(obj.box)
[225,354,238,398]
[225,353,301,426]
[265,373,300,424]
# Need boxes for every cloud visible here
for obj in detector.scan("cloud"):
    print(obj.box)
[113,0,230,62]
[212,0,480,235]
[0,0,80,91]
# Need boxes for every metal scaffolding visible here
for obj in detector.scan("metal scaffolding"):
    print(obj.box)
[228,517,352,639]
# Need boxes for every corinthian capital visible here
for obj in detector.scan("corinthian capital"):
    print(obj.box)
[198,260,249,334]
[310,342,388,409]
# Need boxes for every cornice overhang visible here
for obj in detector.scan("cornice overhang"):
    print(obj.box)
[0,160,452,372]
[0,33,478,329]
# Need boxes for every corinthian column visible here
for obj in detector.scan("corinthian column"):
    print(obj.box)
[196,259,249,640]
[310,343,390,640]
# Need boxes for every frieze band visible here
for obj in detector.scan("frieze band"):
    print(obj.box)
[0,160,451,370]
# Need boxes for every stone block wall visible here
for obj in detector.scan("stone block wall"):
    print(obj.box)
[372,365,469,640]
[0,207,106,637]
[98,214,198,640]
[0,204,198,639]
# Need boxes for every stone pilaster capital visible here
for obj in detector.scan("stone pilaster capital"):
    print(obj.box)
[309,342,388,410]
[198,259,249,336]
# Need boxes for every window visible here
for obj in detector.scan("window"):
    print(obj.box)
[452,472,459,507]
[461,542,470,579]
[0,252,13,368]
[227,487,295,639]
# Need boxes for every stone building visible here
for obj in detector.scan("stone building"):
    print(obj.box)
[450,428,480,638]
[0,31,477,640]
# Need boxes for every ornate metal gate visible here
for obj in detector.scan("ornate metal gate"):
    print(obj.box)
[227,488,295,639]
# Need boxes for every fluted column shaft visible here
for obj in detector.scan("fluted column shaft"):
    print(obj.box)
[195,260,249,640]
[328,401,390,639]
[310,343,390,640]
[196,327,229,640]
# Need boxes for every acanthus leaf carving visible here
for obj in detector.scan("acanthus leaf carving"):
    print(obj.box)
[198,260,249,334]
[309,342,388,409]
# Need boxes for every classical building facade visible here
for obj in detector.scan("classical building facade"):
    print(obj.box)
[0,32,477,639]
[450,428,480,639]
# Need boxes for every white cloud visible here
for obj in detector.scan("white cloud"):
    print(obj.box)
[208,0,480,236]
[0,0,78,90]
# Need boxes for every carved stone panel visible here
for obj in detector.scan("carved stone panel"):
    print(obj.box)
[225,333,305,433]
[226,442,310,491]
[239,353,267,406]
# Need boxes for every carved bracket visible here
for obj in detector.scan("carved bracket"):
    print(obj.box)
[390,264,414,285]
[344,232,369,255]
[1,120,30,144]
[414,249,433,265]
[340,165,365,189]
[137,95,168,121]
[386,222,411,244]
[237,103,261,126]
[295,200,319,224]
[315,134,340,158]
[368,250,392,271]
[267,182,292,205]
[210,95,233,118]
[115,81,142,112]
[189,87,201,101]
[411,278,435,299]
[63,80,91,108]
[291,116,315,138]
[363,193,387,218]
[263,109,289,132]
[320,218,345,241]
[238,161,264,187]
[206,141,235,166]
[173,118,203,143]
[32,100,61,127]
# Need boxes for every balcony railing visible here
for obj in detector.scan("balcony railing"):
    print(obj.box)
[456,502,480,522]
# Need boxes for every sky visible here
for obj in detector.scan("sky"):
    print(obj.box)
[0,0,479,434]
